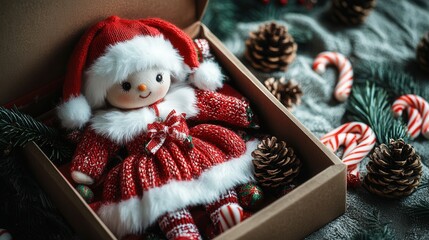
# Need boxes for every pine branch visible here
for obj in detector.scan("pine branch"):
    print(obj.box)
[353,61,421,99]
[405,199,429,220]
[0,107,73,163]
[0,152,74,239]
[347,83,408,145]
[352,210,396,240]
[203,0,238,40]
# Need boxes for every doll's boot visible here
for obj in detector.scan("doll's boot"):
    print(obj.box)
[206,189,244,233]
[158,208,202,240]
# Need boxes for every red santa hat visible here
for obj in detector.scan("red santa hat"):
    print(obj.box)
[57,16,223,129]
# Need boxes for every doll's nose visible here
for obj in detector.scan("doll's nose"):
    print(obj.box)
[138,84,147,91]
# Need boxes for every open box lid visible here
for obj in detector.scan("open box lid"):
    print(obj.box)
[0,0,208,106]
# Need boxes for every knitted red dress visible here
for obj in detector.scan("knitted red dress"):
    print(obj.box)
[70,85,259,237]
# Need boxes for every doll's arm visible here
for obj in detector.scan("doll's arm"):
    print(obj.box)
[70,127,119,185]
[192,86,258,128]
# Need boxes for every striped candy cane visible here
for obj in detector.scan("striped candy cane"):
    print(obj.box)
[392,94,429,139]
[313,51,353,102]
[321,122,376,187]
[218,204,244,232]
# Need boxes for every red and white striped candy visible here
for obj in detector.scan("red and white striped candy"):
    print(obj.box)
[219,204,244,232]
[313,51,353,102]
[321,122,376,186]
[392,94,429,139]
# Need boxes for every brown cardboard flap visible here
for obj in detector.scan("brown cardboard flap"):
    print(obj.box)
[0,0,208,106]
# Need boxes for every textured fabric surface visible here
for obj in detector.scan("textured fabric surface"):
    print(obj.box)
[221,0,429,238]
[158,208,201,240]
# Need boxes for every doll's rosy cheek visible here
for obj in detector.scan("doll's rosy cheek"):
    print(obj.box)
[157,84,169,94]
[115,94,135,105]
[106,89,137,108]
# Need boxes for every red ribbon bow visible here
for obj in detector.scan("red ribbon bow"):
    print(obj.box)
[146,110,191,154]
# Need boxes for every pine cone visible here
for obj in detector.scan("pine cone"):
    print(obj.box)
[245,22,297,72]
[330,0,377,25]
[417,32,429,71]
[252,136,302,188]
[264,77,303,110]
[363,139,422,198]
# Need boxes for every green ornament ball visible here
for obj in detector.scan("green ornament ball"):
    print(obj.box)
[237,183,264,210]
[76,184,94,203]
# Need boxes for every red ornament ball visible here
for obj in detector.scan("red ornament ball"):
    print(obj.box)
[347,174,361,188]
[75,184,94,203]
[237,183,264,210]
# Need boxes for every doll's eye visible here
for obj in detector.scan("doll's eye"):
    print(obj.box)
[156,74,163,83]
[121,82,132,91]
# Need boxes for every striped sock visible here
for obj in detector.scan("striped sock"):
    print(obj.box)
[158,208,202,240]
[206,189,244,233]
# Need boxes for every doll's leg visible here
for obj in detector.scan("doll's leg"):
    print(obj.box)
[158,208,202,240]
[205,189,244,233]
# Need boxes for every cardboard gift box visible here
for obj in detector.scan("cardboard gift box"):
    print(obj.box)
[0,0,346,239]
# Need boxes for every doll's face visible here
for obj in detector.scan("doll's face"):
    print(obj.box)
[106,69,171,109]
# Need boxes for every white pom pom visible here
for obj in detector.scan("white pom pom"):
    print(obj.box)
[57,95,91,129]
[190,61,224,91]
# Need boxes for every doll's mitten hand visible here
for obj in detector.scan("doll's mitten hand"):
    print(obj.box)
[71,171,94,185]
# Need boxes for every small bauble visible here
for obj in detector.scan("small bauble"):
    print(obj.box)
[363,139,423,198]
[237,183,265,210]
[0,229,12,240]
[347,174,361,188]
[75,184,94,203]
[252,136,302,188]
[245,22,297,72]
[330,0,377,25]
[417,32,429,71]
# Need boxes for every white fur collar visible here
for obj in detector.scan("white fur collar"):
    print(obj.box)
[90,84,198,144]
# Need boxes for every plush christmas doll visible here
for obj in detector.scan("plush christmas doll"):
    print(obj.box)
[57,16,259,239]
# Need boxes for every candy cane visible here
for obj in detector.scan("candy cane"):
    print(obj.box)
[321,122,376,186]
[313,51,353,102]
[392,94,429,139]
[321,132,359,159]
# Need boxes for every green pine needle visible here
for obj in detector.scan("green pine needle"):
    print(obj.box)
[203,0,238,40]
[353,61,420,99]
[347,83,408,144]
[0,106,73,163]
[352,210,396,240]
